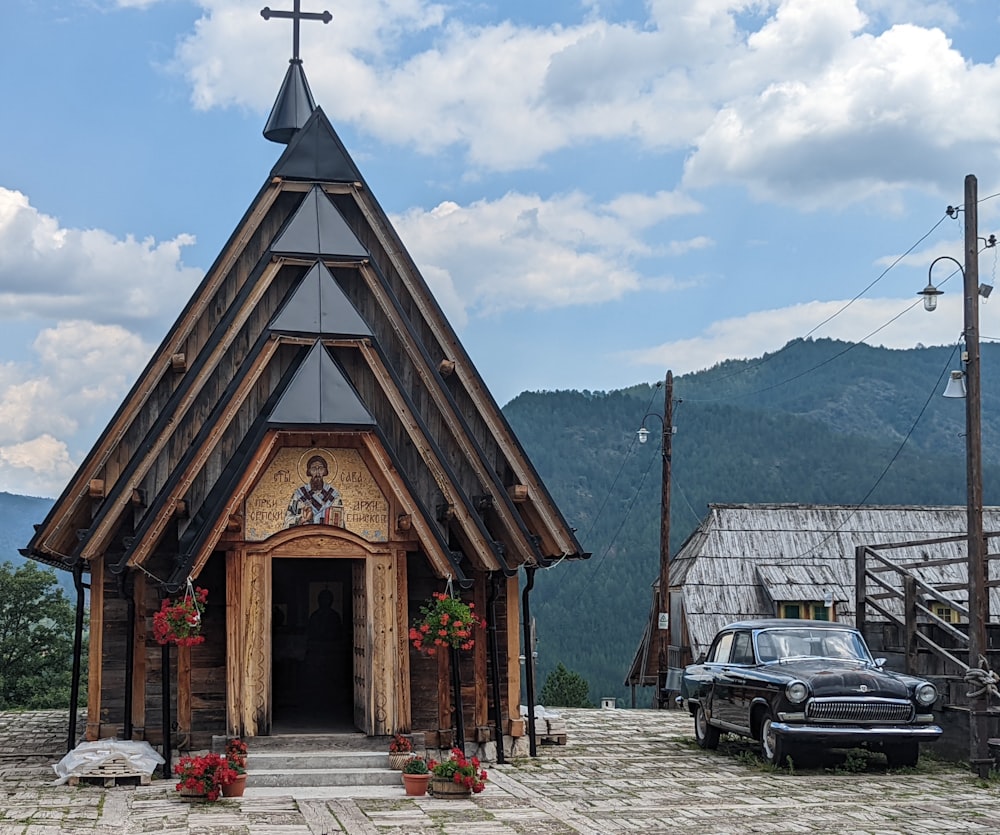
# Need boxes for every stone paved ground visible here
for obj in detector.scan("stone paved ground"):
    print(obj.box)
[1,708,999,833]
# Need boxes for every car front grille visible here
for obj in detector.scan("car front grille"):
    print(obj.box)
[806,698,914,724]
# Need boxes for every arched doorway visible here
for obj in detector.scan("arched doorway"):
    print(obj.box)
[271,557,356,732]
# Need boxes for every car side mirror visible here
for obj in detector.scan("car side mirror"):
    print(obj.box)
[874,657,886,668]
[695,652,706,664]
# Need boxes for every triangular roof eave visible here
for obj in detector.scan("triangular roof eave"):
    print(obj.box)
[26,179,289,564]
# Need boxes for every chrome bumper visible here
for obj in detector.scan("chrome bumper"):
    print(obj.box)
[770,722,942,741]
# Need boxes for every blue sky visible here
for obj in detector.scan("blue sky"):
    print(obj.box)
[3,0,1000,497]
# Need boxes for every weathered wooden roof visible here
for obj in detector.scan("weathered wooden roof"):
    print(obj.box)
[673,503,1000,659]
[23,107,586,588]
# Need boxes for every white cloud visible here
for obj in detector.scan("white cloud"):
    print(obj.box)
[392,189,700,320]
[0,188,202,336]
[0,321,151,496]
[621,293,973,375]
[0,435,76,500]
[164,1,1000,204]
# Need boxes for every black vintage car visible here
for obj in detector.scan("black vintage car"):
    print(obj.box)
[680,619,942,767]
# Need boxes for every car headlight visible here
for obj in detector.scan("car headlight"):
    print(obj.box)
[915,682,937,706]
[785,681,808,704]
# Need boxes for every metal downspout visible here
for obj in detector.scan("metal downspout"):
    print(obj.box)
[67,562,86,753]
[522,565,537,757]
[487,572,505,764]
[118,570,135,741]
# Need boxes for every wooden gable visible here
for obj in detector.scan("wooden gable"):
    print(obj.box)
[24,106,585,587]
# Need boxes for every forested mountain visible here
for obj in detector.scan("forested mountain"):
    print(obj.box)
[503,339,1000,706]
[2,338,998,708]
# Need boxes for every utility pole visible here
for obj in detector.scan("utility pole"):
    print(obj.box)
[657,371,673,707]
[961,174,990,778]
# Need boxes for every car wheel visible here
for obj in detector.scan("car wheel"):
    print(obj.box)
[694,704,720,749]
[885,741,919,768]
[759,710,789,766]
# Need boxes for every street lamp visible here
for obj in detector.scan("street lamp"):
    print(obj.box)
[637,371,675,707]
[919,174,992,777]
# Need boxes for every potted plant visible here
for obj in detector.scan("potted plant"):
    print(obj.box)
[401,756,430,796]
[153,584,208,647]
[408,592,485,655]
[428,748,488,796]
[221,738,248,797]
[174,751,237,801]
[388,733,414,769]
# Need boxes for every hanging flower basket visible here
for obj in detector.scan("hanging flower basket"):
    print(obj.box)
[153,584,208,647]
[408,592,486,655]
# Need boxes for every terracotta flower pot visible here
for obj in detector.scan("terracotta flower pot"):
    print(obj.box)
[402,772,430,796]
[222,773,247,797]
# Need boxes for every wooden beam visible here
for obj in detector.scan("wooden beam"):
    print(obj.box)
[86,557,105,741]
[473,577,488,730]
[351,191,577,559]
[82,259,286,562]
[504,574,522,735]
[225,549,244,737]
[356,344,500,573]
[131,571,146,739]
[126,338,282,570]
[507,484,528,503]
[34,181,283,559]
[358,435,455,577]
[88,479,105,499]
[355,261,535,566]
[394,548,411,732]
[177,644,192,745]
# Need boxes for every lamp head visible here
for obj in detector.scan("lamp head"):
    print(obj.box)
[943,370,967,399]
[919,280,943,312]
[637,427,650,444]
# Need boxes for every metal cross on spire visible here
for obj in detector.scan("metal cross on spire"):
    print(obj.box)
[261,1,332,62]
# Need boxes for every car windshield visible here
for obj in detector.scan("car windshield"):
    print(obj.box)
[753,628,871,664]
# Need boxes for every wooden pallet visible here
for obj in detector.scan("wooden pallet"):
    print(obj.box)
[66,754,152,787]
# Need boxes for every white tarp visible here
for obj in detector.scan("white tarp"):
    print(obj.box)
[51,739,164,785]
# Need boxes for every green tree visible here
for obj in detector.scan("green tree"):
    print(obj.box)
[0,561,79,708]
[539,662,592,707]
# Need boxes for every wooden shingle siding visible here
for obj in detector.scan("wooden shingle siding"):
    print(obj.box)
[668,503,1000,661]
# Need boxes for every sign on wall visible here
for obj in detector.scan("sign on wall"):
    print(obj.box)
[245,447,389,542]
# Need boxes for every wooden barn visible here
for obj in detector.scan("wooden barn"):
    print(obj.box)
[626,503,1000,699]
[22,29,585,760]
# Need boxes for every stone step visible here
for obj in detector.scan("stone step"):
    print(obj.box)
[247,750,389,771]
[247,766,402,788]
[245,733,382,752]
[241,738,403,789]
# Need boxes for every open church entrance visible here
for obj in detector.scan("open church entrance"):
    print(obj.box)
[271,558,356,732]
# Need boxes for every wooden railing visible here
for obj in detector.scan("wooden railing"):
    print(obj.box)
[855,535,1000,676]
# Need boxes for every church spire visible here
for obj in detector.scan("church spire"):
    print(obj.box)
[261,2,333,144]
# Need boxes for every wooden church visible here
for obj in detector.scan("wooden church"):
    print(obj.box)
[23,7,585,759]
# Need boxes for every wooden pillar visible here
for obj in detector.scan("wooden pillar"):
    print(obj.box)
[368,553,394,736]
[131,571,147,739]
[240,552,270,737]
[176,643,192,746]
[225,549,244,737]
[86,557,105,741]
[504,574,524,738]
[473,577,488,733]
[394,549,411,732]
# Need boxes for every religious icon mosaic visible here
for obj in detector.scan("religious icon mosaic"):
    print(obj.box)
[244,447,389,542]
